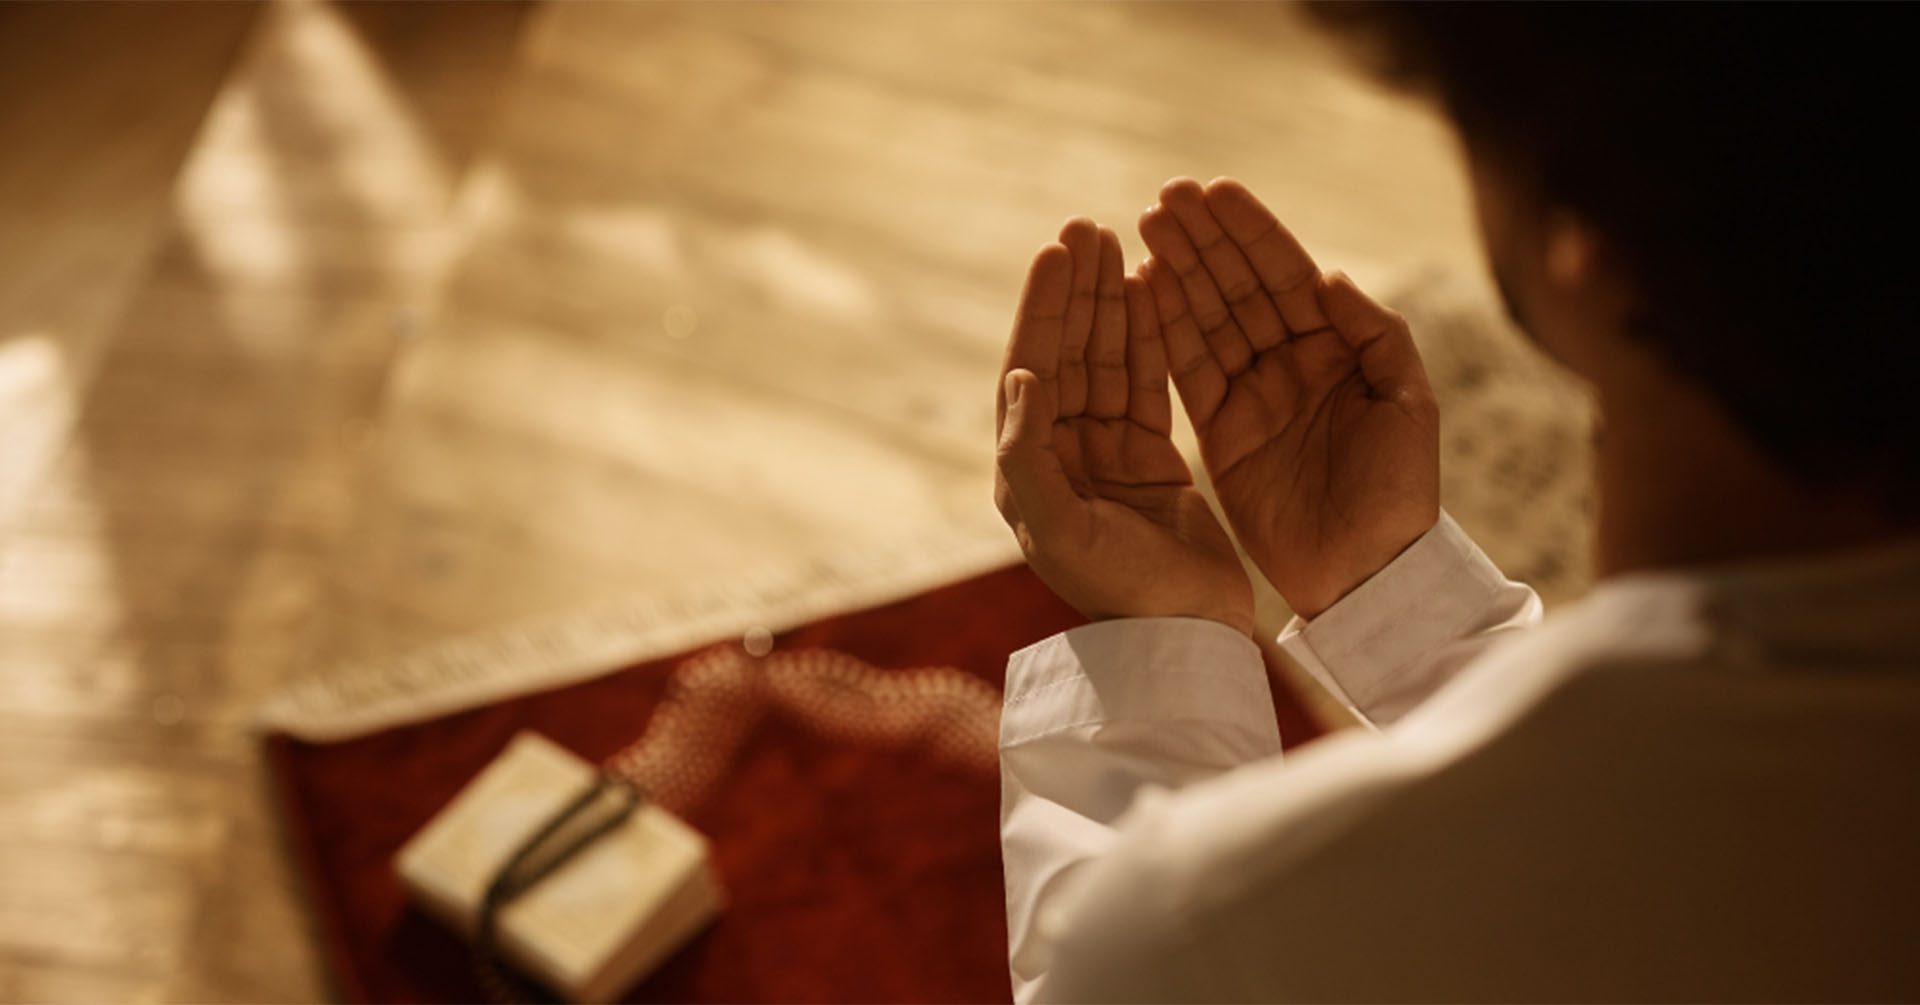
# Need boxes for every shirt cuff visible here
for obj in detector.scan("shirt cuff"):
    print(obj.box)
[1001,617,1276,749]
[1276,510,1513,717]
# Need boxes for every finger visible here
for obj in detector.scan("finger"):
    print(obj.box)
[1123,273,1172,435]
[1139,195,1254,376]
[1160,178,1287,352]
[1318,271,1434,408]
[997,369,1080,537]
[1141,256,1228,432]
[1084,227,1130,420]
[998,242,1074,438]
[1202,177,1330,336]
[1057,217,1101,418]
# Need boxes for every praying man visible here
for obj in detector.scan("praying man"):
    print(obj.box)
[991,6,1918,1001]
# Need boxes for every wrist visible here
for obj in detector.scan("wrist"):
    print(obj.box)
[1088,609,1254,637]
[1080,592,1254,638]
[1039,571,1254,637]
[1280,517,1440,621]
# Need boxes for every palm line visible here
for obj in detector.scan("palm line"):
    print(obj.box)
[1206,357,1347,487]
[1213,368,1368,544]
[1055,414,1189,497]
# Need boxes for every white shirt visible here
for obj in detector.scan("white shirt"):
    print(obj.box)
[999,512,1920,1002]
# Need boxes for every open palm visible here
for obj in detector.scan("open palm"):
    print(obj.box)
[995,218,1253,634]
[1137,178,1439,618]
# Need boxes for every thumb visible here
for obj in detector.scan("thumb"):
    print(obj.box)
[1318,271,1434,409]
[997,370,1078,535]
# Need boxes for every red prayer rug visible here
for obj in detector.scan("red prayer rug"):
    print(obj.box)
[265,563,1325,1003]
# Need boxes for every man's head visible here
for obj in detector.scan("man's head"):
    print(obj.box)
[1310,5,1911,515]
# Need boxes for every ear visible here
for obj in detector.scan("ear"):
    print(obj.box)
[1543,212,1602,289]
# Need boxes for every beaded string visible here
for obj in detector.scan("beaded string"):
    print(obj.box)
[602,643,1001,809]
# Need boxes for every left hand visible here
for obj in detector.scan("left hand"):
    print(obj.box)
[994,218,1254,635]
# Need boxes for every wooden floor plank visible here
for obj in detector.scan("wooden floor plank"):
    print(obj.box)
[0,3,533,999]
[0,3,260,531]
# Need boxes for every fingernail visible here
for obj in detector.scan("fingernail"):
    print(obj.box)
[1004,372,1023,405]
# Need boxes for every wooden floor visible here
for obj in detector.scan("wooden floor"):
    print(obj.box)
[0,3,1483,1000]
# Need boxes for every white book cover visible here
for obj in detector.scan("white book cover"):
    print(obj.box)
[395,731,724,1002]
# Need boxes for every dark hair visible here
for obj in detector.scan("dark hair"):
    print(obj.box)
[1309,4,1912,510]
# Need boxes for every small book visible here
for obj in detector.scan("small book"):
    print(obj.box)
[395,731,724,1003]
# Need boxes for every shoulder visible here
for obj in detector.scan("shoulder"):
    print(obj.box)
[1037,590,1710,1000]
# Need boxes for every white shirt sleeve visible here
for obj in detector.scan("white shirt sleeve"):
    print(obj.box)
[998,511,1542,1000]
[1278,510,1543,726]
[998,616,1281,1002]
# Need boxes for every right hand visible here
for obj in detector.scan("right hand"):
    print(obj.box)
[1136,177,1441,619]
[994,218,1255,636]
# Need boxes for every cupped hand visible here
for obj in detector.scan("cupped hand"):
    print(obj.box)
[1136,177,1439,619]
[994,217,1255,635]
